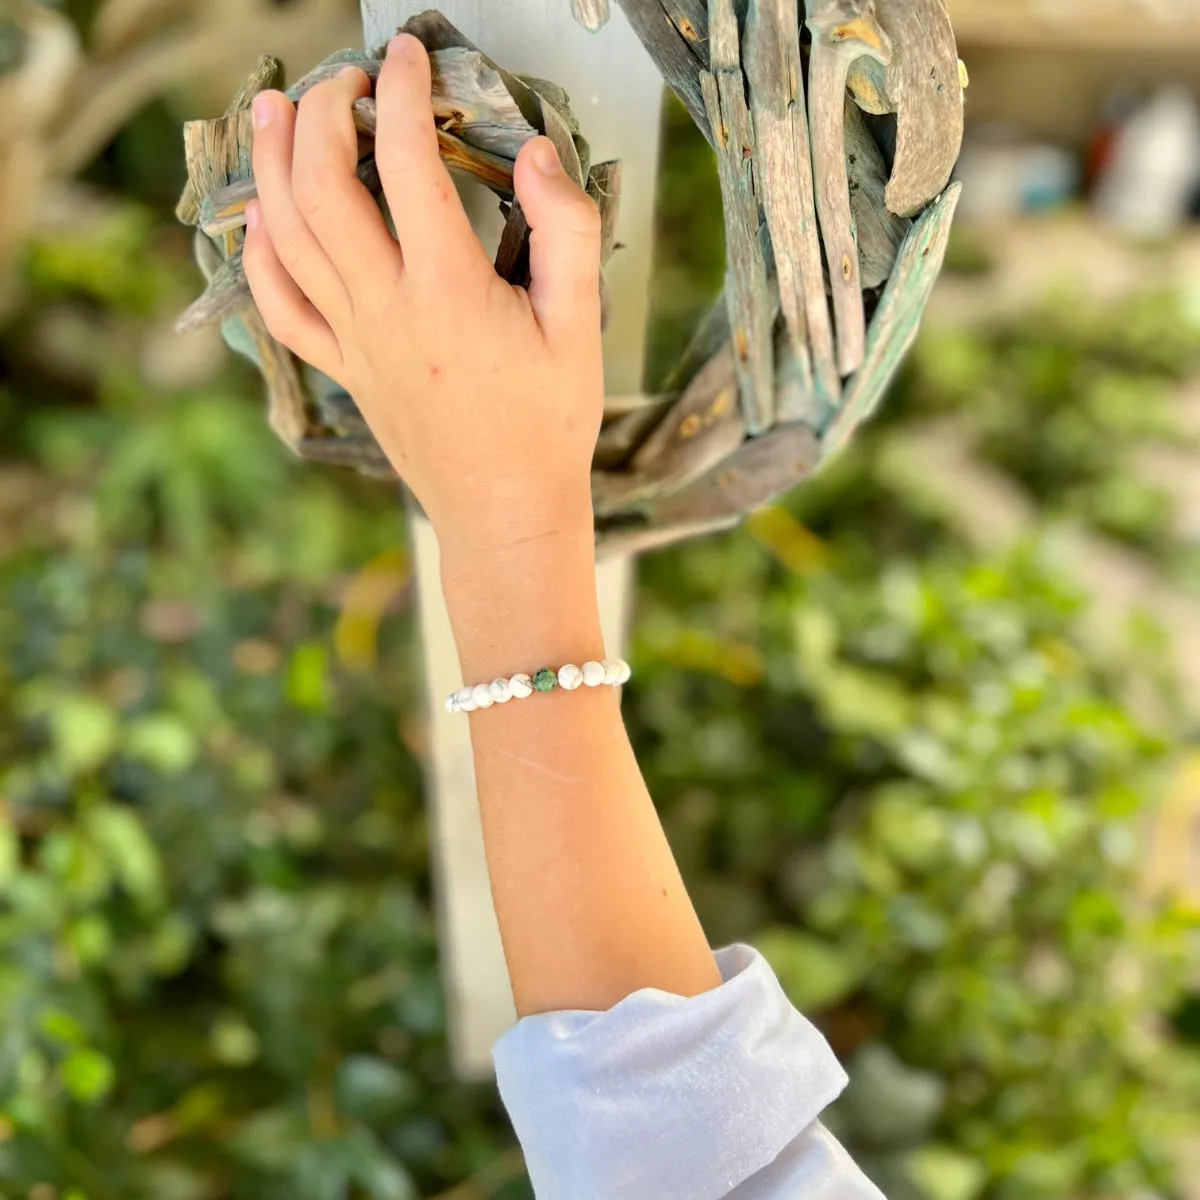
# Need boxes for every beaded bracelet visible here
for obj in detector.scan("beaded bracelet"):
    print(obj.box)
[446,658,632,714]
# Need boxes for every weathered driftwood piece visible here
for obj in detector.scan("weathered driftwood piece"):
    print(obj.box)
[823,182,962,459]
[845,97,909,288]
[178,4,965,558]
[743,0,839,411]
[589,159,623,329]
[181,110,254,213]
[198,154,390,238]
[593,344,743,514]
[589,159,622,265]
[649,422,821,525]
[572,0,612,31]
[805,0,890,378]
[660,0,709,55]
[429,47,537,154]
[597,514,738,559]
[242,304,311,448]
[177,245,247,332]
[844,0,964,217]
[595,402,673,469]
[701,0,774,434]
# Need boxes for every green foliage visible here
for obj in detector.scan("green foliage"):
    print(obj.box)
[629,285,1200,1199]
[909,289,1200,576]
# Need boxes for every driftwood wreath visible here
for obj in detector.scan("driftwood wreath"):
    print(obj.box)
[176,2,964,558]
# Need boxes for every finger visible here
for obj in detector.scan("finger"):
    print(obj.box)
[513,137,603,343]
[251,89,349,321]
[291,66,401,289]
[375,34,487,278]
[243,201,342,376]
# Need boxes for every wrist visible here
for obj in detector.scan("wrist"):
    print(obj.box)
[435,484,595,572]
[437,498,605,682]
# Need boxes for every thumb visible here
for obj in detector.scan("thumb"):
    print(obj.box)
[513,136,603,342]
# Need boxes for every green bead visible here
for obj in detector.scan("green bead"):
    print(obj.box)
[532,668,558,693]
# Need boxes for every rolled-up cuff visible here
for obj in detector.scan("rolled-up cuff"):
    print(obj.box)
[491,943,850,1200]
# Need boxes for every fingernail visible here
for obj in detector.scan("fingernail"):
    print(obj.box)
[245,200,260,231]
[251,94,272,130]
[336,65,361,78]
[531,138,561,177]
[388,33,417,58]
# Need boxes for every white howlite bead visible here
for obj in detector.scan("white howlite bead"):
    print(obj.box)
[558,663,584,691]
[582,660,606,688]
[616,659,633,685]
[489,677,512,703]
[472,684,495,709]
[445,694,459,714]
[602,658,623,686]
[509,673,534,699]
[456,687,477,713]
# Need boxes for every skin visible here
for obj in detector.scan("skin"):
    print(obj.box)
[244,34,723,1016]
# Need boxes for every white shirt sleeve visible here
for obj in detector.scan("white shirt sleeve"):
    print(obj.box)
[491,943,885,1200]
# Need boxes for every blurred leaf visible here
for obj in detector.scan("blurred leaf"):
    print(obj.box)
[904,1146,987,1200]
[60,1048,115,1104]
[0,814,18,892]
[334,1056,418,1125]
[838,1044,946,1149]
[754,928,866,1011]
[124,713,198,774]
[287,642,330,713]
[51,695,120,775]
[83,803,163,908]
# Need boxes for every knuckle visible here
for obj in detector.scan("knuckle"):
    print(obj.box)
[570,194,603,238]
[277,243,309,283]
[296,80,332,117]
[261,308,297,349]
[292,170,331,219]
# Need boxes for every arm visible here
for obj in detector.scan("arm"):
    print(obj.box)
[242,35,722,1017]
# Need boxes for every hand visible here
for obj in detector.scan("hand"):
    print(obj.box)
[242,34,605,555]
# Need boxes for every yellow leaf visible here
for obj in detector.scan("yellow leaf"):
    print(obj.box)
[335,548,412,673]
[747,506,828,575]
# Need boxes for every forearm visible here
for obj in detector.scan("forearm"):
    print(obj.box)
[439,502,723,1017]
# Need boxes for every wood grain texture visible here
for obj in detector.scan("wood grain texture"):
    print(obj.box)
[593,344,744,514]
[588,159,623,266]
[595,401,673,468]
[845,97,909,288]
[197,154,388,237]
[572,0,613,30]
[702,0,774,433]
[228,54,283,113]
[181,109,254,207]
[775,318,827,426]
[286,50,380,101]
[494,200,532,285]
[744,0,841,411]
[805,0,891,379]
[176,245,249,332]
[660,0,710,58]
[822,182,961,459]
[873,0,963,218]
[430,47,538,156]
[648,421,821,524]
[242,305,312,450]
[596,514,739,558]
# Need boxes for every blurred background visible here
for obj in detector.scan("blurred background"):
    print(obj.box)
[2,1,1200,1198]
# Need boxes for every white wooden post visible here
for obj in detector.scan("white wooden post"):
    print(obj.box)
[360,0,665,1079]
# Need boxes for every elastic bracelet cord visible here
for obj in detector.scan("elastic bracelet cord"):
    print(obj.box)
[446,658,632,714]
